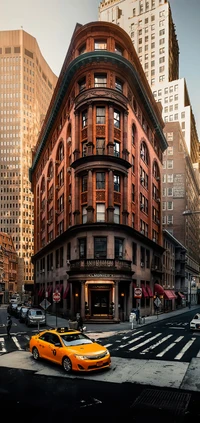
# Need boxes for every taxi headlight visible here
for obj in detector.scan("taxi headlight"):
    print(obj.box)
[74,354,87,360]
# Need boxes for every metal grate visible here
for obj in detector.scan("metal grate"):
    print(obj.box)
[131,389,191,416]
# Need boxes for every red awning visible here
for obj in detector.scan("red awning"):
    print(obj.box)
[154,283,165,295]
[132,282,136,289]
[63,284,70,299]
[48,285,53,296]
[141,284,149,298]
[54,284,60,293]
[58,284,63,294]
[164,290,177,300]
[178,292,186,299]
[146,285,154,298]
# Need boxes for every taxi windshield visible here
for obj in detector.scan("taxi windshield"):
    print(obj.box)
[60,333,93,347]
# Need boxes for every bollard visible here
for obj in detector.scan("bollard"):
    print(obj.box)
[142,317,145,324]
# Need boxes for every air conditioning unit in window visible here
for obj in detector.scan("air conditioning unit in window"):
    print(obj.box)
[141,262,144,268]
[140,203,144,210]
[67,137,71,144]
[66,260,70,265]
[140,177,144,183]
[140,151,145,158]
[153,237,156,242]
[157,198,161,202]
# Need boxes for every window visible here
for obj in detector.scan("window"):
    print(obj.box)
[132,124,136,145]
[79,44,86,55]
[132,155,135,173]
[114,174,120,192]
[58,143,64,161]
[96,172,105,189]
[114,110,120,128]
[115,44,123,56]
[94,237,107,259]
[82,174,87,192]
[96,138,105,155]
[115,238,123,258]
[82,206,87,224]
[167,187,173,196]
[94,40,107,50]
[140,141,149,165]
[96,203,105,222]
[167,201,173,210]
[132,242,137,264]
[94,74,107,87]
[114,205,120,224]
[132,184,135,202]
[82,110,87,128]
[79,238,86,259]
[78,77,86,92]
[96,107,105,124]
[115,78,123,92]
[82,142,87,157]
[114,141,120,157]
[167,174,173,183]
[167,159,173,169]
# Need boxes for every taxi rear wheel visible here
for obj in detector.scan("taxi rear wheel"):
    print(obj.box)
[62,356,72,373]
[32,347,39,360]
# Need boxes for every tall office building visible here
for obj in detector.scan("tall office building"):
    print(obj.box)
[0,30,57,293]
[99,0,199,160]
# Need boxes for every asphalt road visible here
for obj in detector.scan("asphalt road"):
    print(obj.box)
[1,308,200,420]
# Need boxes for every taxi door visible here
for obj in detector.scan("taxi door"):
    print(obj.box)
[36,333,51,359]
[46,334,64,364]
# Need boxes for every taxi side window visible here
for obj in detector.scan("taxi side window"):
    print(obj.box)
[49,334,61,345]
[39,333,51,342]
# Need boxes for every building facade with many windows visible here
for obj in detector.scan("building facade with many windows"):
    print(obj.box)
[30,21,168,321]
[0,30,57,293]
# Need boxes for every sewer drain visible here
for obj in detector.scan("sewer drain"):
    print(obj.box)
[131,389,191,416]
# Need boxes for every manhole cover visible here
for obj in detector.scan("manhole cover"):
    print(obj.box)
[131,389,191,416]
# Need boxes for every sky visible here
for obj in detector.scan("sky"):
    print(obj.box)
[1,0,200,136]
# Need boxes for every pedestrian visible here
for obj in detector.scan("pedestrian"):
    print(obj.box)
[6,314,12,338]
[77,315,84,332]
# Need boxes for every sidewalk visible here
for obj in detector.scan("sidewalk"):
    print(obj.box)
[46,304,200,334]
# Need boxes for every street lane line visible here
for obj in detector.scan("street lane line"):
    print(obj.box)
[119,331,151,349]
[140,334,173,354]
[0,337,6,352]
[175,336,184,342]
[196,350,200,358]
[104,343,112,348]
[156,342,176,357]
[129,333,161,351]
[174,338,196,360]
[12,336,23,351]
[169,327,185,330]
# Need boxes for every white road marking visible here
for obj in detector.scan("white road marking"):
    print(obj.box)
[129,333,162,351]
[196,350,200,358]
[0,337,6,352]
[24,335,30,340]
[156,342,176,357]
[169,327,185,330]
[12,336,23,351]
[140,334,173,355]
[104,343,112,348]
[175,336,184,343]
[119,331,151,349]
[174,338,196,360]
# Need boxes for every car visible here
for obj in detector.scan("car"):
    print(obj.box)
[190,313,200,331]
[29,327,111,373]
[10,294,20,304]
[7,303,18,316]
[25,308,46,327]
[19,306,31,323]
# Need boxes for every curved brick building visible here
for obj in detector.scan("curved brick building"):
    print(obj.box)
[30,21,168,321]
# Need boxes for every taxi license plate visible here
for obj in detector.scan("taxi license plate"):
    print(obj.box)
[96,361,103,367]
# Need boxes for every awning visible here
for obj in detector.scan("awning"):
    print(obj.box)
[132,282,136,288]
[141,284,149,298]
[177,292,186,299]
[154,283,165,295]
[146,285,154,298]
[63,284,70,299]
[164,290,177,300]
[48,285,53,296]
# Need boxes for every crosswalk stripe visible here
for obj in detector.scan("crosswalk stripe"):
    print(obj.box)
[175,336,184,343]
[129,333,162,352]
[0,337,6,352]
[156,342,176,357]
[174,338,196,360]
[12,336,23,351]
[140,334,173,355]
[104,344,112,348]
[196,350,200,358]
[119,332,151,349]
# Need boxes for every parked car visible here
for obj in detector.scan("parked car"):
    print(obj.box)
[190,313,200,331]
[29,327,111,373]
[15,303,24,318]
[19,306,31,323]
[25,308,46,327]
[7,303,18,316]
[10,294,20,304]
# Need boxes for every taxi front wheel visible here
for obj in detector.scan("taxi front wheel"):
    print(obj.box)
[62,356,72,373]
[32,347,39,360]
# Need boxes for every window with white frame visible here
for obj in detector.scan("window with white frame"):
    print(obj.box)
[94,40,107,50]
[167,146,173,155]
[167,159,173,169]
[167,174,173,183]
[162,201,166,211]
[167,201,173,210]
[162,188,166,196]
[167,187,173,196]
[162,215,166,224]
[114,205,120,224]
[82,206,87,224]
[167,215,173,224]
[96,203,105,222]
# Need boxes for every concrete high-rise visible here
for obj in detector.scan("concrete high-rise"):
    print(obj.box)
[0,30,57,294]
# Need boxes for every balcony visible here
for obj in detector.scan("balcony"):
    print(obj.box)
[69,258,132,273]
[151,264,163,273]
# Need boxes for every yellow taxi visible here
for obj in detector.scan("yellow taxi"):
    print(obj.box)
[29,327,111,372]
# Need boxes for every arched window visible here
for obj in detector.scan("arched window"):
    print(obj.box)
[41,177,45,193]
[153,160,160,179]
[140,141,149,165]
[132,124,136,145]
[57,142,64,162]
[48,162,54,180]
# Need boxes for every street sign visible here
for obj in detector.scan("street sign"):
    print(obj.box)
[40,299,51,310]
[134,287,142,299]
[154,297,161,307]
[53,291,61,303]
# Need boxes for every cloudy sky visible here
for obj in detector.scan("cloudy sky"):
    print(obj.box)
[1,0,200,135]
